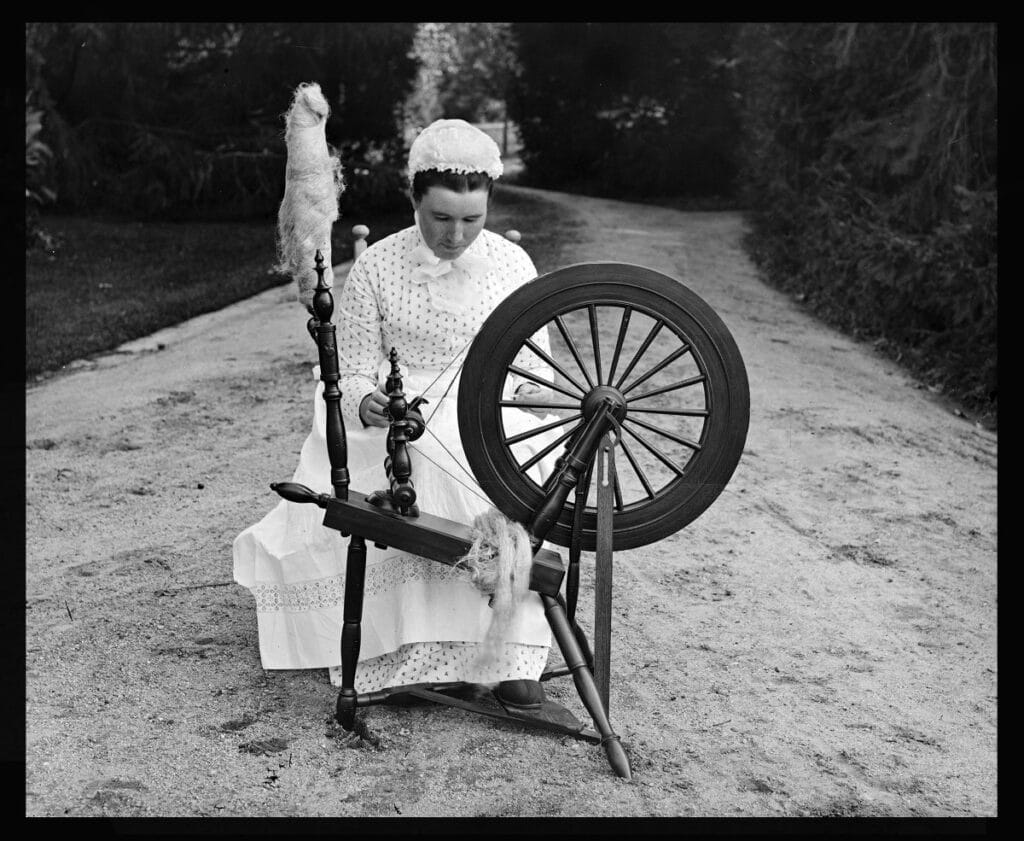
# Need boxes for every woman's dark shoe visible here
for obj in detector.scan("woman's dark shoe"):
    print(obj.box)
[494,680,585,732]
[495,679,545,709]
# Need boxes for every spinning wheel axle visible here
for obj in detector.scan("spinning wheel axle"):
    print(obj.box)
[581,385,628,423]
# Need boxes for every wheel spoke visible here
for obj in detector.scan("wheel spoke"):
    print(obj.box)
[508,365,585,400]
[498,400,579,411]
[519,426,579,473]
[606,306,633,387]
[588,305,603,385]
[617,435,656,499]
[627,406,709,418]
[620,342,691,395]
[620,424,687,477]
[504,412,583,446]
[626,374,706,403]
[554,314,596,390]
[524,338,590,396]
[614,320,664,389]
[624,416,702,451]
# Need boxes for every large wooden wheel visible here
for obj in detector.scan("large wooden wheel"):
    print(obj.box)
[459,262,750,551]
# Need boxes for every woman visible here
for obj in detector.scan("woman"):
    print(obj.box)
[233,119,562,713]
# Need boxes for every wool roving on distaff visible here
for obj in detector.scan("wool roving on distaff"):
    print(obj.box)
[275,82,345,309]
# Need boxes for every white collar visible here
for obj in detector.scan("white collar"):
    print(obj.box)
[409,224,494,279]
[408,228,494,314]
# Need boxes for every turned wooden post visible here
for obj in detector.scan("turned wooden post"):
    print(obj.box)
[305,251,364,729]
[310,251,349,501]
[352,225,369,259]
[383,348,417,515]
[336,534,367,729]
[541,592,630,779]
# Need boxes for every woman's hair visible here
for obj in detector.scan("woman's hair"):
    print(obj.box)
[411,169,494,202]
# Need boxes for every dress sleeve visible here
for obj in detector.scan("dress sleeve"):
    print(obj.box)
[336,255,384,423]
[505,245,556,391]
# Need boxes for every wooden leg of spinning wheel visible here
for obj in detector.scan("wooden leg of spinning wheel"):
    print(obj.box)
[336,535,366,730]
[593,435,616,714]
[571,612,596,673]
[541,592,631,779]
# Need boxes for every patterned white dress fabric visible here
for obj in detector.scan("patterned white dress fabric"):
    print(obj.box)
[233,225,559,691]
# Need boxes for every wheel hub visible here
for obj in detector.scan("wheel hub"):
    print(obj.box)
[581,385,628,423]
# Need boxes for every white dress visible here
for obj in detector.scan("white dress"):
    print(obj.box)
[233,225,559,692]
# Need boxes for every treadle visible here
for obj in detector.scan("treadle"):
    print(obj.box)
[396,686,602,743]
[355,682,602,742]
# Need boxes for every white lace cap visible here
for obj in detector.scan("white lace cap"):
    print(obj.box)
[407,119,504,182]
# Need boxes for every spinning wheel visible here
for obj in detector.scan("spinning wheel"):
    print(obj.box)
[459,262,749,550]
[273,253,750,780]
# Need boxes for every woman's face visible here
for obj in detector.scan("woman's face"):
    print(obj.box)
[414,186,489,261]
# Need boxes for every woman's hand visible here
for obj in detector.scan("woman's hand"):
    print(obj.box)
[512,382,555,416]
[359,386,391,427]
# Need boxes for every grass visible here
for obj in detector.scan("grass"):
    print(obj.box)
[26,216,277,379]
[25,209,409,380]
[25,187,570,381]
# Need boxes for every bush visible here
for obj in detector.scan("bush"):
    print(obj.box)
[339,162,409,218]
[26,27,59,249]
[25,97,59,249]
[737,23,997,422]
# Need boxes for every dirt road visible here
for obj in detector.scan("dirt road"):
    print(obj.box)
[25,185,997,817]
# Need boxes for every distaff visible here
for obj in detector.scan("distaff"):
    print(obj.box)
[274,82,344,312]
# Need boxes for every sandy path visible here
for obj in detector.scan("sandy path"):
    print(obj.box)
[25,185,997,817]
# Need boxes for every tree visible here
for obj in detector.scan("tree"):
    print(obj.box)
[29,22,419,217]
[437,23,519,122]
[509,22,741,197]
[403,22,519,136]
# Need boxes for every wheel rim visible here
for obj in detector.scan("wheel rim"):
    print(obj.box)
[459,262,750,550]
